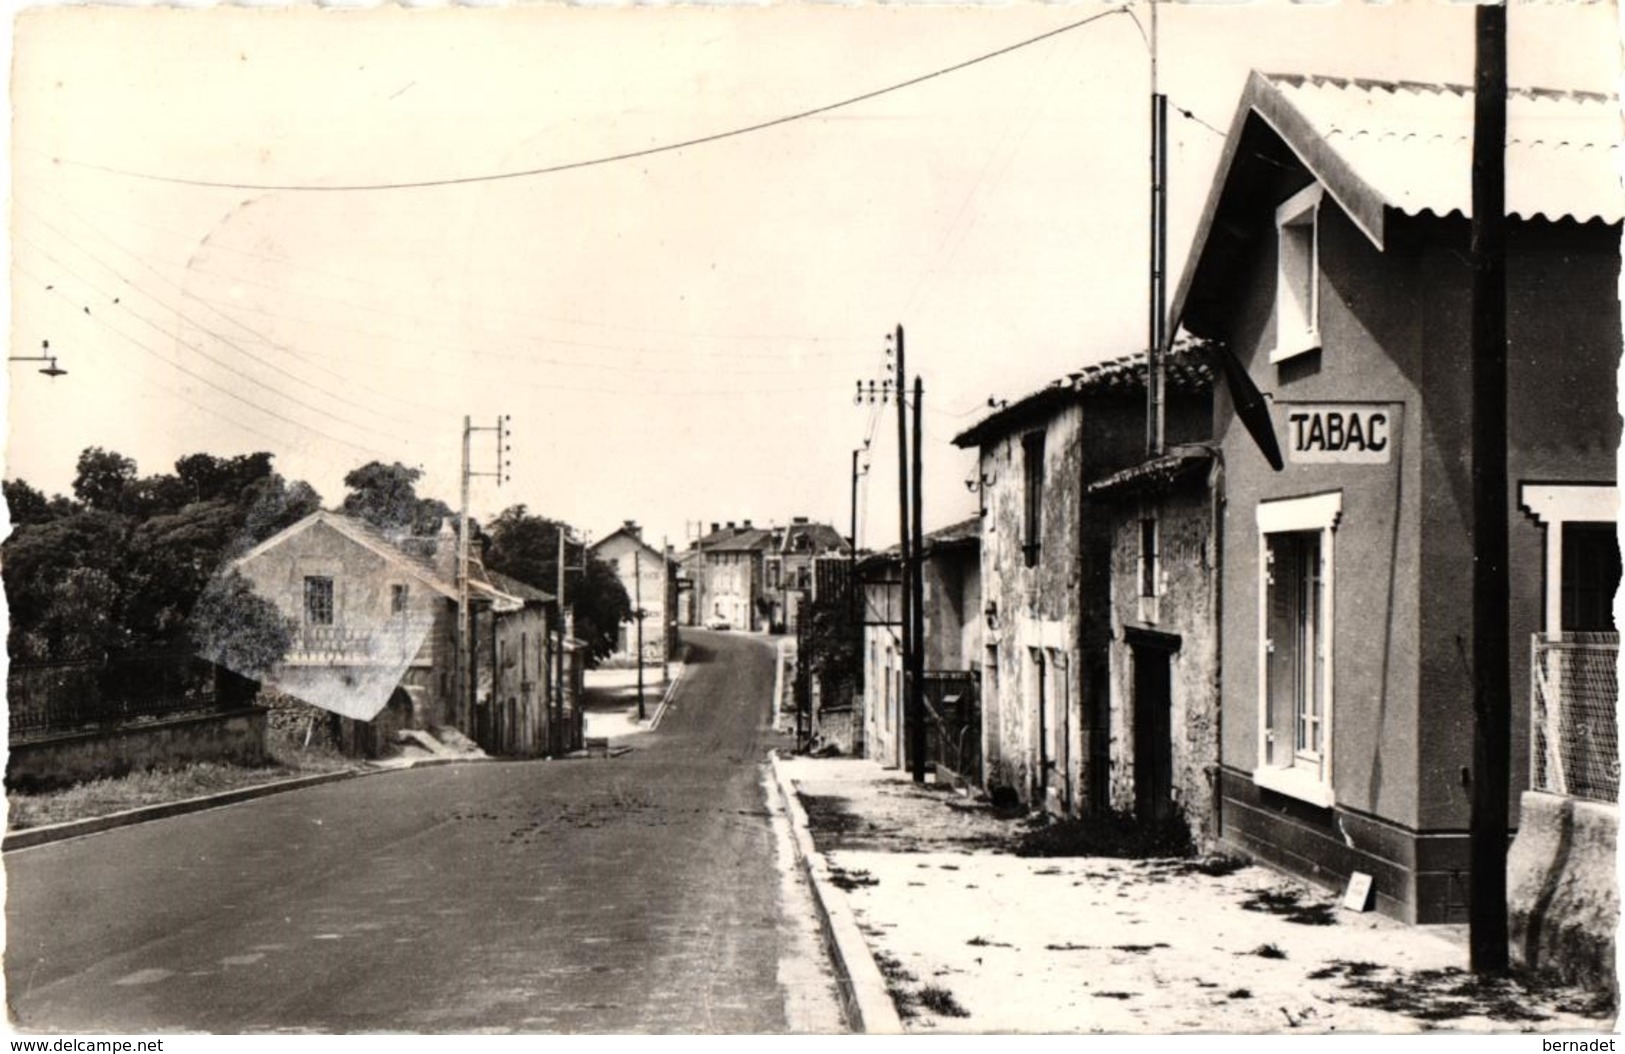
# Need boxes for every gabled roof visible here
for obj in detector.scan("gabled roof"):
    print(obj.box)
[484,569,555,605]
[591,527,666,561]
[703,527,777,553]
[1174,71,1622,336]
[952,338,1214,449]
[230,510,460,601]
[778,520,850,556]
[856,516,981,571]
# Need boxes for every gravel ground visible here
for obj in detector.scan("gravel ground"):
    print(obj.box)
[780,756,1618,1035]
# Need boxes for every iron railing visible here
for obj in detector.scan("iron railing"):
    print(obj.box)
[8,651,226,741]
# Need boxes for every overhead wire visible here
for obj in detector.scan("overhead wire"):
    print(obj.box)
[63,8,1131,193]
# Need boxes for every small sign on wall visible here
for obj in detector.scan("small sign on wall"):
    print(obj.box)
[1342,871,1375,912]
[1284,404,1396,464]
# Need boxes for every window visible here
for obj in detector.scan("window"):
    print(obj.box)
[1521,484,1621,636]
[767,560,781,589]
[1561,523,1620,632]
[1022,431,1046,567]
[1272,183,1323,363]
[1255,492,1340,806]
[391,583,409,615]
[1140,518,1159,598]
[304,576,335,625]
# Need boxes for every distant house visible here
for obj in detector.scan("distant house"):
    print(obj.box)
[691,521,777,631]
[855,517,982,779]
[230,510,562,757]
[952,344,1212,817]
[765,517,851,634]
[591,521,677,662]
[1171,72,1620,933]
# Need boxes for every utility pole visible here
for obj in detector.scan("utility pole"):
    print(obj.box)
[909,375,927,784]
[851,448,865,694]
[556,523,568,754]
[456,414,511,735]
[1147,0,1168,457]
[1469,1,1510,975]
[661,534,671,686]
[635,548,646,721]
[892,325,913,776]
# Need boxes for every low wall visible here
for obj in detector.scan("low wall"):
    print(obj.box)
[1507,790,1619,992]
[7,708,269,792]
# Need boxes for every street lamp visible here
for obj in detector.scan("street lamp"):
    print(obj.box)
[10,339,66,378]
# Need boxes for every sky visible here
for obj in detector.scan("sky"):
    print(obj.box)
[5,1,1618,555]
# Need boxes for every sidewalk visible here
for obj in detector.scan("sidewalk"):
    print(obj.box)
[582,657,686,740]
[776,756,1617,1034]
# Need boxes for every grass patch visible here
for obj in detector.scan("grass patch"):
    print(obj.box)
[1311,961,1609,1024]
[828,865,879,891]
[5,753,356,831]
[1014,810,1194,859]
[916,984,970,1018]
[1239,886,1339,926]
[1226,988,1253,1000]
[1250,943,1288,960]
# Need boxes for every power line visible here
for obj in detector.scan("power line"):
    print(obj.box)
[64,9,1130,193]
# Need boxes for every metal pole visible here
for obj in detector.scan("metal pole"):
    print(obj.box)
[893,325,913,774]
[635,548,646,721]
[1469,1,1510,975]
[909,375,927,783]
[457,415,472,731]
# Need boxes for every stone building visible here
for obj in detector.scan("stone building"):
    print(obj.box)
[591,521,677,662]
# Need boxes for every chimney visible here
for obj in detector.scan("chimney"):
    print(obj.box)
[623,519,641,540]
[793,516,809,525]
[434,518,458,582]
[743,519,753,529]
[726,521,736,531]
[710,522,720,535]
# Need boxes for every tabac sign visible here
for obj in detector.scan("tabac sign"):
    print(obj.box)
[1282,403,1397,464]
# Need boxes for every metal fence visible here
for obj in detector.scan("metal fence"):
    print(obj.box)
[918,670,982,785]
[1530,632,1619,803]
[8,650,226,742]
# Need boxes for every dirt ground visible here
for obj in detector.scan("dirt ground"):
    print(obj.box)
[780,756,1618,1035]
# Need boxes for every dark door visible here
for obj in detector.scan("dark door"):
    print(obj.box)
[1132,644,1174,822]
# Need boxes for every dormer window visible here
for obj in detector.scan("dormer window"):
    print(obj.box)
[1271,183,1323,363]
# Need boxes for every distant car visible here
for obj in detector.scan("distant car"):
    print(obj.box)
[704,618,732,631]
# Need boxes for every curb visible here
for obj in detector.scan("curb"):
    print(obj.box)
[2,755,487,854]
[644,645,692,732]
[770,638,790,733]
[768,751,905,1035]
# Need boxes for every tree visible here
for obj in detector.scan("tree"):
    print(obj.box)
[241,474,322,547]
[4,479,55,526]
[188,570,293,677]
[72,447,137,512]
[2,509,131,658]
[341,461,449,536]
[121,500,243,645]
[483,504,632,665]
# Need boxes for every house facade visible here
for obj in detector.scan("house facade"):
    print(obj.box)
[691,521,775,631]
[954,347,1211,817]
[764,517,851,634]
[1172,73,1621,924]
[591,521,677,662]
[231,511,561,758]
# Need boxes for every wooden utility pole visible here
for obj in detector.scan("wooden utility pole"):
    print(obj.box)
[851,448,864,693]
[661,535,671,686]
[457,416,472,730]
[635,547,646,721]
[1469,1,1510,975]
[556,523,568,754]
[1147,0,1167,456]
[909,375,927,783]
[893,325,913,774]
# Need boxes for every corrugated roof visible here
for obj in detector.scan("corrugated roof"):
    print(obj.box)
[952,338,1215,449]
[1266,74,1621,233]
[1173,70,1621,340]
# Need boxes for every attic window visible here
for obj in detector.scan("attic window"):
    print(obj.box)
[1271,183,1323,363]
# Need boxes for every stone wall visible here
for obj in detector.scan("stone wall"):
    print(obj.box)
[1508,791,1619,992]
[6,708,269,792]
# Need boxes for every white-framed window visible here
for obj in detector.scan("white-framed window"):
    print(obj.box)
[1520,483,1620,635]
[1254,491,1341,807]
[304,575,335,626]
[1271,183,1324,363]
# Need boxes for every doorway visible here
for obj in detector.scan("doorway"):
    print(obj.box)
[1130,636,1177,823]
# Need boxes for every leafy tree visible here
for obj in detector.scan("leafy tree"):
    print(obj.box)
[188,570,293,677]
[4,479,55,526]
[483,504,631,665]
[121,500,243,645]
[240,474,322,547]
[72,447,137,512]
[175,452,275,504]
[2,509,131,658]
[341,461,450,536]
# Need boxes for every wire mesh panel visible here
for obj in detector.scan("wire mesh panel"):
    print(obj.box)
[1530,632,1619,803]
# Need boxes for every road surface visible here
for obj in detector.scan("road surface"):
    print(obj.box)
[6,630,842,1033]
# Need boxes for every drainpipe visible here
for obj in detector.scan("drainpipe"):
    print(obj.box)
[1208,447,1226,847]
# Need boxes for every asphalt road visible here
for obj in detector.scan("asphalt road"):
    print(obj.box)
[5,630,843,1033]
